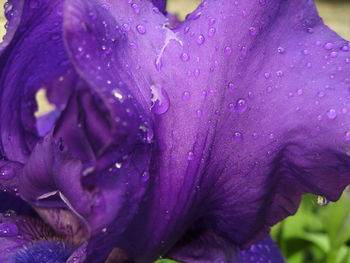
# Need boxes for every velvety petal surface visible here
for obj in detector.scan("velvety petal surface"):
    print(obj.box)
[65,0,350,262]
[167,232,284,263]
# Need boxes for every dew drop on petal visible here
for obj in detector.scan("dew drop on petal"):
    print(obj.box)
[259,0,266,6]
[136,24,146,34]
[324,42,333,50]
[0,222,19,237]
[344,131,350,141]
[151,85,170,115]
[249,27,257,36]
[122,23,130,31]
[187,151,194,161]
[197,34,205,45]
[327,109,337,119]
[228,82,235,90]
[330,51,338,58]
[236,99,247,113]
[141,171,150,182]
[0,166,16,180]
[180,52,190,62]
[277,46,285,54]
[131,3,140,13]
[317,91,325,98]
[233,132,243,142]
[182,91,191,101]
[224,46,232,55]
[276,70,283,77]
[208,27,216,37]
[317,195,329,206]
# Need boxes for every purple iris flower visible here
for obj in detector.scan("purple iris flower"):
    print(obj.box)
[0,0,349,262]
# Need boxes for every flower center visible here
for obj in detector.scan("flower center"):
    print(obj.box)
[11,240,74,263]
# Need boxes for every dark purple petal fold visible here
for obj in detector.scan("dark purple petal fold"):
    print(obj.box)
[1,0,154,261]
[0,0,72,163]
[167,232,284,263]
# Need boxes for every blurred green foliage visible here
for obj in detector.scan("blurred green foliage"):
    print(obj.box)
[271,191,350,263]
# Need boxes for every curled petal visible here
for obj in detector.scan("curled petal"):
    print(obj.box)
[0,0,72,163]
[107,0,350,261]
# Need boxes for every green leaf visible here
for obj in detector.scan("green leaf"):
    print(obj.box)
[154,259,181,263]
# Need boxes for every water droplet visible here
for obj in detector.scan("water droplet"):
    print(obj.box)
[131,3,140,13]
[317,195,329,206]
[153,7,159,13]
[180,52,190,62]
[233,132,243,142]
[197,34,205,45]
[184,26,190,34]
[228,82,235,90]
[324,42,333,50]
[307,27,314,34]
[240,46,247,54]
[187,151,194,161]
[297,89,303,96]
[276,70,283,77]
[136,25,146,34]
[341,45,349,52]
[224,46,232,55]
[327,109,337,119]
[344,131,350,141]
[0,222,19,237]
[141,171,150,182]
[209,18,216,25]
[236,99,247,113]
[330,51,338,58]
[264,73,270,79]
[228,103,234,111]
[317,91,325,98]
[196,110,202,118]
[151,85,170,115]
[194,69,200,77]
[249,27,257,36]
[277,46,285,54]
[122,23,130,31]
[208,27,216,37]
[182,91,191,101]
[259,0,266,6]
[115,162,122,169]
[191,12,201,20]
[0,166,16,180]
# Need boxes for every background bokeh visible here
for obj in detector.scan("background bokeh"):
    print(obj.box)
[1,0,350,262]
